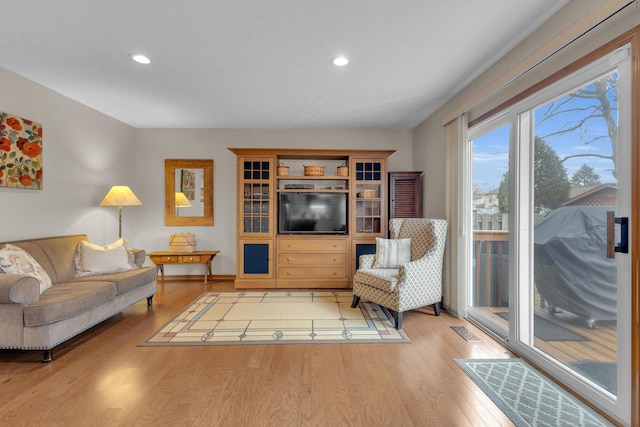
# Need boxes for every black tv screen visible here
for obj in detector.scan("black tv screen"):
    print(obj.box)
[278,192,347,234]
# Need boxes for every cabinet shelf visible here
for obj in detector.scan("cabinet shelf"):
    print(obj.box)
[277,189,348,193]
[277,175,349,180]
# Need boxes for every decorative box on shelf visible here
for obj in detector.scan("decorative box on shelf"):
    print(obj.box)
[169,233,196,253]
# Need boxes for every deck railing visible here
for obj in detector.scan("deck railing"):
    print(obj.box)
[472,230,509,307]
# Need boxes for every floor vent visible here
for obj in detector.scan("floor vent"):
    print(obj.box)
[450,325,482,342]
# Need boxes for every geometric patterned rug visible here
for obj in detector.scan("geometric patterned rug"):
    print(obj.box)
[455,359,614,427]
[139,291,409,346]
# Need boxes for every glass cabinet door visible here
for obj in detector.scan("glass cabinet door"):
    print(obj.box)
[352,159,385,236]
[240,159,273,235]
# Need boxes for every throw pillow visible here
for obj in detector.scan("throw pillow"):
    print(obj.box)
[0,244,53,294]
[76,238,135,276]
[372,237,412,268]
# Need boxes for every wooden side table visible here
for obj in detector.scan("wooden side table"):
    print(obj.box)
[148,251,220,284]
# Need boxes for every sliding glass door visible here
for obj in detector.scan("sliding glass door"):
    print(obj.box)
[467,119,511,338]
[466,46,631,424]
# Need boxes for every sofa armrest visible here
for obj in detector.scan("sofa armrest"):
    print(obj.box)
[0,274,41,305]
[132,248,147,268]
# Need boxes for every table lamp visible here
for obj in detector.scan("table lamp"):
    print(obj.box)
[175,192,192,217]
[99,185,142,238]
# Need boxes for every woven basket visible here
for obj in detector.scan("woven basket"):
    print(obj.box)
[357,189,377,198]
[337,166,349,177]
[303,165,326,176]
[169,233,196,253]
[277,166,289,176]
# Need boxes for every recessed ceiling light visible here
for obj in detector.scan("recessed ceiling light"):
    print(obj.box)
[129,53,151,64]
[332,56,349,67]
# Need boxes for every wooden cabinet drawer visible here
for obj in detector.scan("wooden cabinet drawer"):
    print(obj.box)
[152,255,179,263]
[278,238,347,252]
[180,255,202,263]
[278,253,347,266]
[278,266,347,279]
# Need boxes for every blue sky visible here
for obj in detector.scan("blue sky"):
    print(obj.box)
[472,74,618,193]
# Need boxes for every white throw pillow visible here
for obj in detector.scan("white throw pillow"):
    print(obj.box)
[77,238,134,275]
[0,244,53,294]
[372,237,412,268]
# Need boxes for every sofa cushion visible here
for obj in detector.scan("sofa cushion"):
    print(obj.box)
[353,268,399,292]
[70,266,156,295]
[24,281,117,327]
[76,238,136,276]
[0,244,52,294]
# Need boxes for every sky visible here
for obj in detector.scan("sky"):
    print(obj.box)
[471,73,618,194]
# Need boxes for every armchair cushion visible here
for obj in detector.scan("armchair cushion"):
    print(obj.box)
[353,268,399,292]
[372,237,411,268]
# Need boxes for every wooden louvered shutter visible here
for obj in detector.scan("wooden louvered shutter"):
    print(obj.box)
[389,171,422,219]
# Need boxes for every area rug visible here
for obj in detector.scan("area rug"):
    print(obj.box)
[455,359,614,427]
[496,312,586,342]
[140,291,409,346]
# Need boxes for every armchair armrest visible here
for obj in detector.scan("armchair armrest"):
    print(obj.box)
[0,274,41,305]
[358,254,375,270]
[397,251,444,288]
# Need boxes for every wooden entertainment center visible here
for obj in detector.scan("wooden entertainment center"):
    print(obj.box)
[229,148,395,289]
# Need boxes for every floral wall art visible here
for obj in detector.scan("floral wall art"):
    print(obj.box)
[181,169,195,200]
[0,112,43,189]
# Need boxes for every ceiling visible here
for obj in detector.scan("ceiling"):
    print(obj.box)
[0,1,569,130]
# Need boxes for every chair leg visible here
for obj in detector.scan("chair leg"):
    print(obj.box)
[394,311,403,330]
[351,295,360,308]
[433,302,441,316]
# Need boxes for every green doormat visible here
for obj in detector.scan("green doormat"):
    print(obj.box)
[455,359,614,427]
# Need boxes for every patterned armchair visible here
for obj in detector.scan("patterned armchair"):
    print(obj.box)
[351,218,448,329]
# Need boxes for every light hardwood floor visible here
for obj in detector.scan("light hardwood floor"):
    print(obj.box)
[0,279,517,427]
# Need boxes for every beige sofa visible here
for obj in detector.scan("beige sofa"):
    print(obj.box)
[0,234,157,362]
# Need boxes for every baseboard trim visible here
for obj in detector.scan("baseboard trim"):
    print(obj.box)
[160,274,236,281]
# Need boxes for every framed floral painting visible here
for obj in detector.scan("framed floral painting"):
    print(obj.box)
[0,112,43,190]
[181,169,195,200]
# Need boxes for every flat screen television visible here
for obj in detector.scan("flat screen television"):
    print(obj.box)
[278,192,348,234]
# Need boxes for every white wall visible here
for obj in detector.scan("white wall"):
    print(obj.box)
[0,66,412,276]
[0,67,137,245]
[134,129,413,275]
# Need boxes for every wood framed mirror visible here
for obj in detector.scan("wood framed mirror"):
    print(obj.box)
[165,159,214,226]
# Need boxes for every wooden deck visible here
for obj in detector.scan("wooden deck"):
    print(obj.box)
[479,307,617,363]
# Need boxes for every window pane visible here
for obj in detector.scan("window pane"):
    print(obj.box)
[470,124,510,314]
[532,71,618,395]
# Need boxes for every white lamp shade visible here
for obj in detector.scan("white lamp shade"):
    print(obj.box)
[175,192,192,208]
[99,186,142,207]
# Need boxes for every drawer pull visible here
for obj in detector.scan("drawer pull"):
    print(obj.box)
[333,257,337,261]
[189,257,193,261]
[287,257,292,261]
